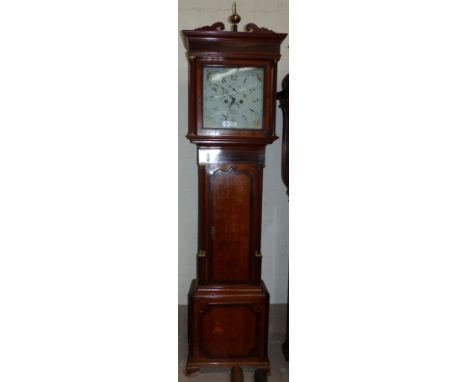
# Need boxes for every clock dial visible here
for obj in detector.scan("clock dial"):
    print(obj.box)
[203,66,264,130]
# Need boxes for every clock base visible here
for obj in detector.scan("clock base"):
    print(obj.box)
[186,279,270,374]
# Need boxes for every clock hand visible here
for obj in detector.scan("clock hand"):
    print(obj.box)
[225,95,236,118]
[209,86,253,100]
[226,94,236,105]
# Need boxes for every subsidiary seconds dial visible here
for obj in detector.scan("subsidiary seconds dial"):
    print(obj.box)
[203,66,264,130]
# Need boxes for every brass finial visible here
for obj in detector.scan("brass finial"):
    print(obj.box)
[229,2,241,32]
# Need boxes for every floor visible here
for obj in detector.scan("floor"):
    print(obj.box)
[178,304,289,382]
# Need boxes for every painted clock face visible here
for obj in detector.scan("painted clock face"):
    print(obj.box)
[203,66,264,130]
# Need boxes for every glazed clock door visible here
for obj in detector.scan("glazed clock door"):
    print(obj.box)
[198,162,263,285]
[191,58,277,142]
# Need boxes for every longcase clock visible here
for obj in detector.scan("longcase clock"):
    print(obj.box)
[182,11,286,375]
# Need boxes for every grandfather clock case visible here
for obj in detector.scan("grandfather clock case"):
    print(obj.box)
[182,18,286,375]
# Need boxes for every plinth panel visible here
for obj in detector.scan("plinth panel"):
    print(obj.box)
[201,303,257,357]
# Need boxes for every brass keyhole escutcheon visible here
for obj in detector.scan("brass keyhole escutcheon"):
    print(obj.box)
[211,225,215,239]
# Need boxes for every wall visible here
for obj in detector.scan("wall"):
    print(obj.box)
[178,0,289,304]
